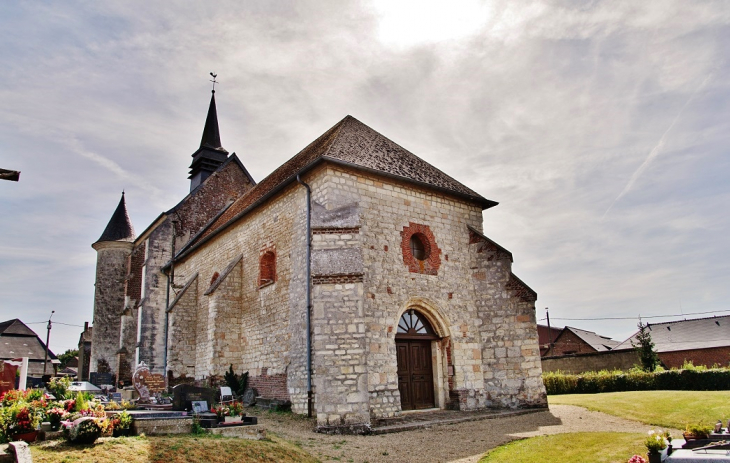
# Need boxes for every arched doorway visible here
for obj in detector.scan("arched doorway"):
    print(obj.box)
[396,309,439,410]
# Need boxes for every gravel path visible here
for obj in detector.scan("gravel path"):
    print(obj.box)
[262,405,674,463]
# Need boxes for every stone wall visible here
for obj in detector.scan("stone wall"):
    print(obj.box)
[169,171,311,411]
[541,349,639,374]
[133,159,254,376]
[166,273,199,379]
[90,241,133,376]
[469,231,547,408]
[167,161,546,431]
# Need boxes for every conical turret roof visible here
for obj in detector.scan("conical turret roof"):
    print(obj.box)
[95,192,135,243]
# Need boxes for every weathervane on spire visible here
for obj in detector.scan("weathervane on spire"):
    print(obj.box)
[210,72,218,92]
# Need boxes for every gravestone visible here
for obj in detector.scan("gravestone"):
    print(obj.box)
[132,362,166,403]
[0,361,18,395]
[172,384,217,412]
[89,372,114,388]
[242,387,258,406]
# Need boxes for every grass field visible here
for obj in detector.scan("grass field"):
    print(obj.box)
[30,434,318,463]
[479,432,646,463]
[549,390,730,430]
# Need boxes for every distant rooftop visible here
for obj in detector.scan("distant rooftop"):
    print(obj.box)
[614,314,730,353]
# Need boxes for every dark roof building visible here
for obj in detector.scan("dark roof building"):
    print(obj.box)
[614,315,730,368]
[546,326,620,356]
[0,319,57,376]
[537,324,563,356]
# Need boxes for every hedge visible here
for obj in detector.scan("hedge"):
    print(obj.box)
[544,367,730,395]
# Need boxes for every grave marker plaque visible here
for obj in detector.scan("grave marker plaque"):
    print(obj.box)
[172,384,216,412]
[0,362,18,395]
[132,362,166,402]
[90,372,114,388]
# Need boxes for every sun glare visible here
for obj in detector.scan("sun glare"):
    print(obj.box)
[373,0,491,48]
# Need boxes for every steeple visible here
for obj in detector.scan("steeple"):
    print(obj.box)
[94,192,136,244]
[189,90,229,192]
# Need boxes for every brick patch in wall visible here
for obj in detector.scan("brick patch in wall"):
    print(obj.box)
[313,227,361,235]
[249,369,290,402]
[506,273,537,303]
[313,273,364,285]
[400,222,441,275]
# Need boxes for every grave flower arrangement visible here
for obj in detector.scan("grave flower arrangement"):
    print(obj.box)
[211,405,230,421]
[627,456,646,463]
[0,389,46,443]
[110,410,133,437]
[44,406,69,431]
[227,401,244,417]
[62,417,103,444]
[645,430,668,454]
[8,405,38,435]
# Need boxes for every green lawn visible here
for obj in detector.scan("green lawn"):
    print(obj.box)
[481,390,730,462]
[31,435,318,463]
[549,390,730,430]
[479,432,646,463]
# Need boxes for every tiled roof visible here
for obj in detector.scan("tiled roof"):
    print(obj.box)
[564,326,620,352]
[95,192,135,243]
[0,319,36,336]
[614,315,730,353]
[0,319,56,361]
[188,115,495,251]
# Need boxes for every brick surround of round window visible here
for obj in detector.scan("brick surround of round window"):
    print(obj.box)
[400,222,441,275]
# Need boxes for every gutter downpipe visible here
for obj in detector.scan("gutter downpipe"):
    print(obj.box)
[297,174,313,418]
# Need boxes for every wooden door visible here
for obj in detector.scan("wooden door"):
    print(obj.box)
[396,340,435,410]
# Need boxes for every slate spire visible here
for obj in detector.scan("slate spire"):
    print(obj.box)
[189,90,229,192]
[199,91,225,151]
[95,192,135,243]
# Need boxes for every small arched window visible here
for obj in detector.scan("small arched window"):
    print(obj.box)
[259,251,276,287]
[410,234,428,261]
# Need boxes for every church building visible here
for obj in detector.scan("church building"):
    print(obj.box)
[90,89,547,432]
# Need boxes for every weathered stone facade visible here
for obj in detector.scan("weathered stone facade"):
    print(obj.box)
[169,158,546,430]
[92,110,547,433]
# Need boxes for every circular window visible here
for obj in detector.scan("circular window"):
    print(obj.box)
[410,233,429,261]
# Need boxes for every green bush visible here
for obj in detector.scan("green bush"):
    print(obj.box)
[544,367,730,395]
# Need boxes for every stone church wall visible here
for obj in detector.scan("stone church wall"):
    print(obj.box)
[130,160,254,376]
[90,242,133,376]
[469,232,547,408]
[166,274,199,379]
[170,173,312,409]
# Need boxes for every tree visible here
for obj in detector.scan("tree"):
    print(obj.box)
[57,349,78,370]
[631,321,660,372]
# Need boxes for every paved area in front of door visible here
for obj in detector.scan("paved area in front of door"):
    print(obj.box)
[259,404,673,463]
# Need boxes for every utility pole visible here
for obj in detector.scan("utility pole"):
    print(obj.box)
[545,307,555,355]
[43,310,55,376]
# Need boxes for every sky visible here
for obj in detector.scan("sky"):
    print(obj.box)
[1,1,729,356]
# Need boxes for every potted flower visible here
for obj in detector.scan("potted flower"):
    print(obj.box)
[211,405,229,422]
[627,456,646,463]
[684,423,712,440]
[111,410,133,437]
[645,430,667,463]
[8,405,40,443]
[224,402,244,423]
[45,407,68,431]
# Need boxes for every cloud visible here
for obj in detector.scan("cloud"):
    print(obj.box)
[0,0,729,352]
[603,73,714,217]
